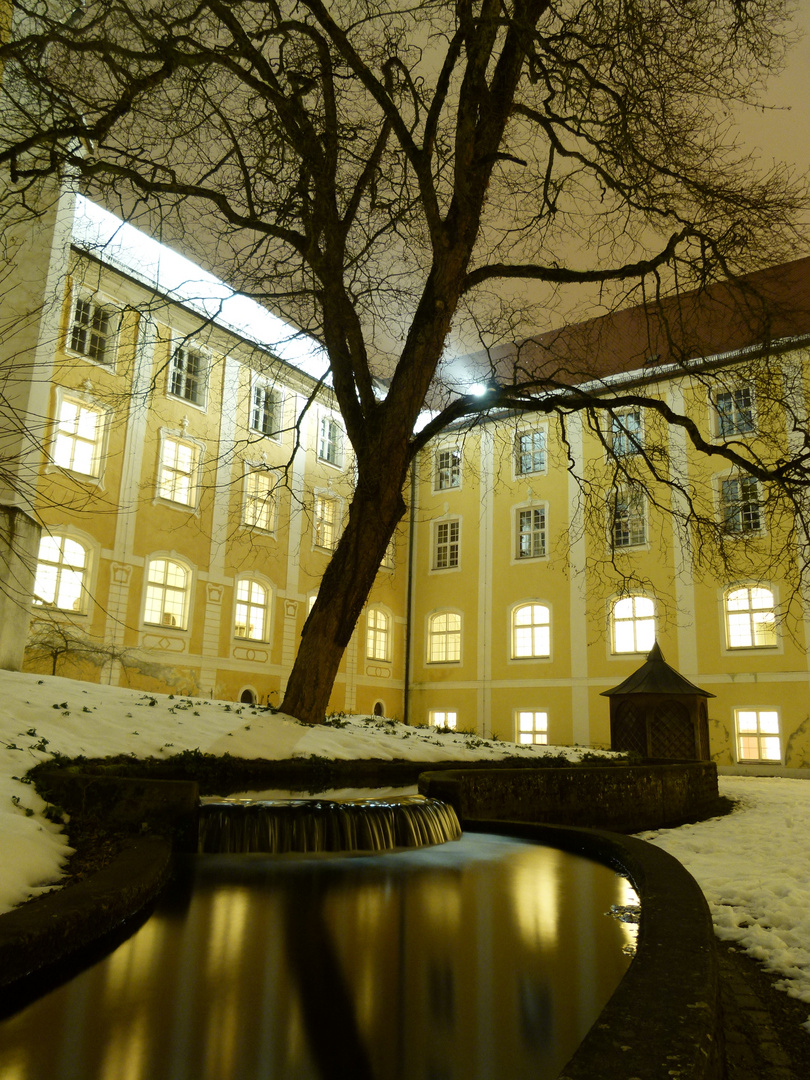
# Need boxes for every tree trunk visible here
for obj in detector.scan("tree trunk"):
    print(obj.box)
[279,475,409,725]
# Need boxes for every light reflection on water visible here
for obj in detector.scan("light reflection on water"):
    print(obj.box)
[0,835,635,1080]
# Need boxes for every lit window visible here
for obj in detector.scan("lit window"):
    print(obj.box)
[512,603,551,659]
[435,447,461,490]
[515,710,548,746]
[318,416,343,466]
[721,476,762,534]
[243,469,276,531]
[366,608,390,661]
[516,430,546,475]
[168,344,207,406]
[716,388,755,438]
[611,596,656,654]
[313,494,338,550]
[234,578,269,641]
[736,709,781,762]
[144,558,189,628]
[610,409,642,457]
[68,294,117,365]
[53,398,106,477]
[158,436,199,506]
[433,520,460,569]
[429,710,457,730]
[251,382,282,437]
[33,535,88,612]
[725,586,777,648]
[428,611,461,663]
[516,506,546,559]
[611,488,647,548]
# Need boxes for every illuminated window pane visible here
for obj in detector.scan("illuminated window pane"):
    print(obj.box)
[53,399,104,477]
[516,710,548,745]
[611,596,656,654]
[313,495,338,549]
[433,520,460,569]
[512,604,551,659]
[725,586,776,648]
[517,507,546,559]
[436,448,461,489]
[735,710,780,762]
[430,711,457,730]
[159,437,198,506]
[33,535,88,611]
[234,578,268,640]
[428,612,461,663]
[144,558,188,628]
[244,470,276,531]
[366,608,390,661]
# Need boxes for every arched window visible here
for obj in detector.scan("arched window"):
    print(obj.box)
[366,607,390,661]
[611,596,656,654]
[33,535,89,612]
[511,603,551,659]
[144,558,190,629]
[234,578,270,641]
[725,586,776,648]
[427,611,461,664]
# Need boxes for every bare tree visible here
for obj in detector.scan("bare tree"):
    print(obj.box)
[0,0,808,723]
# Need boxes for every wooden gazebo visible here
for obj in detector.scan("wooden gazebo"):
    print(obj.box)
[601,642,714,760]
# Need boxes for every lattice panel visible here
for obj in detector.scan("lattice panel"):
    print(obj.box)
[612,704,648,756]
[651,701,694,759]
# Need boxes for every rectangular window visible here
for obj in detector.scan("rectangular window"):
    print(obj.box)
[314,494,338,550]
[610,410,642,457]
[429,710,457,730]
[318,416,343,467]
[435,447,461,490]
[736,709,781,762]
[159,437,199,506]
[380,538,395,570]
[516,430,546,475]
[53,398,105,477]
[433,520,460,569]
[516,507,546,559]
[515,710,548,746]
[251,383,282,437]
[716,388,755,437]
[611,489,647,548]
[721,476,762,534]
[68,295,117,365]
[243,469,276,531]
[169,345,207,406]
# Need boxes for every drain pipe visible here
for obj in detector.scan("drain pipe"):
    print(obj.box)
[403,457,417,728]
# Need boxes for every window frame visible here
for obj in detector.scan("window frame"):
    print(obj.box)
[313,491,341,551]
[65,288,121,368]
[167,338,209,409]
[735,708,781,763]
[434,445,462,491]
[608,408,643,458]
[429,710,458,730]
[156,431,204,509]
[142,556,192,630]
[242,465,278,533]
[609,486,648,550]
[514,427,547,477]
[427,610,462,665]
[714,387,756,439]
[250,378,284,440]
[51,389,111,481]
[233,576,271,643]
[317,413,345,469]
[432,518,460,571]
[32,532,92,614]
[366,606,391,662]
[723,584,778,650]
[510,602,552,661]
[719,473,764,536]
[514,709,549,746]
[514,503,548,561]
[610,594,657,655]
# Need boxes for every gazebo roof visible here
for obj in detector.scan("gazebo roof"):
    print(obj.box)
[601,642,715,698]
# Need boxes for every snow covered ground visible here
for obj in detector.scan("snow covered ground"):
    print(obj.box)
[1,669,809,1028]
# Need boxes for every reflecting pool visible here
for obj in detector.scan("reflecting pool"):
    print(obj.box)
[0,835,635,1080]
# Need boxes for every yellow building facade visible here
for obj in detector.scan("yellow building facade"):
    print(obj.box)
[7,200,810,771]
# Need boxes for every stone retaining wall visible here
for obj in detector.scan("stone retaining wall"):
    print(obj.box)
[419,761,720,832]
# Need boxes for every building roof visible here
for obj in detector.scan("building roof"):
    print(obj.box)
[601,643,715,698]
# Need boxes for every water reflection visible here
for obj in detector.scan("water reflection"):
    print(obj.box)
[0,835,634,1080]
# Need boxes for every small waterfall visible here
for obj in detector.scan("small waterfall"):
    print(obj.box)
[198,794,462,854]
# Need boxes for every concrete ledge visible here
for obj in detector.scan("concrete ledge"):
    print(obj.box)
[0,837,173,990]
[420,761,721,832]
[466,820,722,1080]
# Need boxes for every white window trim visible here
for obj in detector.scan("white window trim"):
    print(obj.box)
[142,553,195,631]
[317,411,345,469]
[426,609,463,666]
[250,376,285,441]
[155,428,205,512]
[232,574,272,643]
[64,285,122,369]
[720,583,782,655]
[509,600,553,663]
[512,500,549,564]
[715,471,765,537]
[513,425,548,479]
[429,710,458,730]
[712,386,757,441]
[49,385,113,486]
[312,488,343,551]
[609,594,657,656]
[31,527,97,616]
[366,605,392,663]
[608,486,649,551]
[432,443,463,493]
[241,463,280,534]
[167,335,210,412]
[430,516,461,573]
[734,708,782,765]
[513,708,549,746]
[606,407,644,459]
